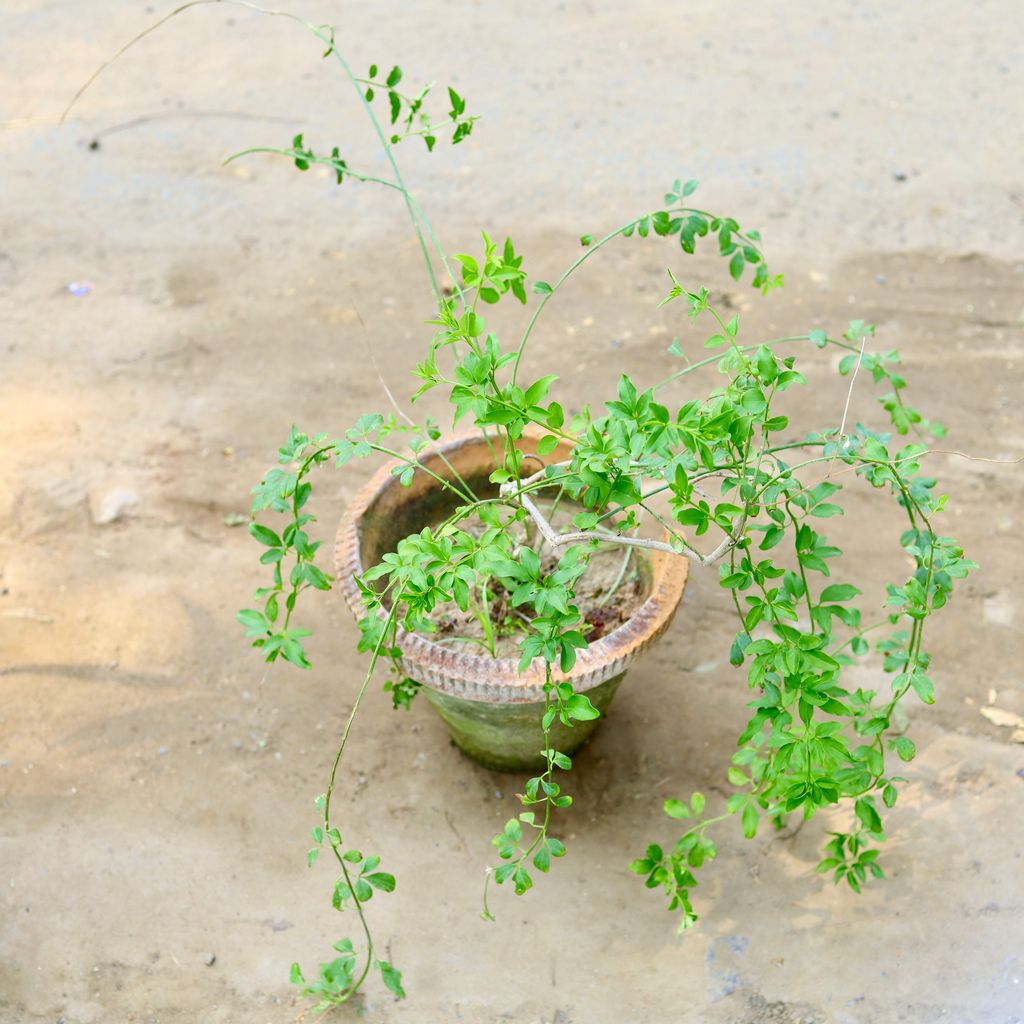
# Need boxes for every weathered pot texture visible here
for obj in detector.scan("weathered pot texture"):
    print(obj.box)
[335,431,689,772]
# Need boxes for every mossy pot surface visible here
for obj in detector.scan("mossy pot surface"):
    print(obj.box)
[335,431,689,772]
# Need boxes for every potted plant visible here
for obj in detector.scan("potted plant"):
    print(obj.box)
[71,5,976,1012]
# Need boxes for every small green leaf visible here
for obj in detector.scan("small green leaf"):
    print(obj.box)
[910,672,935,705]
[377,960,406,999]
[664,799,691,820]
[741,801,759,839]
[894,736,916,762]
[566,693,600,721]
[249,523,282,548]
[366,872,396,893]
[533,845,551,873]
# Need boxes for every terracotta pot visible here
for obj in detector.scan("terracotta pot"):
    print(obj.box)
[335,431,688,771]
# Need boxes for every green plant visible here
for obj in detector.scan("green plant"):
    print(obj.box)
[70,3,976,1011]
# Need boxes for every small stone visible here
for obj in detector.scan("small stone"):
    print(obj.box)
[892,169,908,182]
[89,487,138,526]
[204,953,217,966]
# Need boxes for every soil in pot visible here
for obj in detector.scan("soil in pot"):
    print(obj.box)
[409,504,651,658]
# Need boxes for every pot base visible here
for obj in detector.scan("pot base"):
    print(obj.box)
[422,673,625,773]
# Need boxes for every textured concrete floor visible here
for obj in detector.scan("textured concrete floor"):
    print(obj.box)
[1,2,1023,1022]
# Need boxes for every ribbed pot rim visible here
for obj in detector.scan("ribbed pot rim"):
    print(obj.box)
[334,432,689,703]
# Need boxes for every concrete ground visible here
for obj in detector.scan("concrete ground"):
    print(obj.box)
[1,2,1023,1022]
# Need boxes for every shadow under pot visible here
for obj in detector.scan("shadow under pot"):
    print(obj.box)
[335,431,689,772]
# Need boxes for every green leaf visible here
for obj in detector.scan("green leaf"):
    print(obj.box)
[573,511,599,530]
[855,797,883,834]
[729,631,751,666]
[820,584,862,602]
[533,280,553,295]
[741,801,758,839]
[366,872,396,893]
[910,672,935,704]
[810,503,844,518]
[237,609,268,637]
[536,434,560,456]
[894,736,916,762]
[533,844,551,873]
[690,792,705,815]
[547,837,566,858]
[377,960,406,999]
[447,86,466,116]
[281,637,311,669]
[664,799,691,819]
[249,522,282,548]
[566,693,600,721]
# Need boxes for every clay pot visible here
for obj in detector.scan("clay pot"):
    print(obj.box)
[335,431,688,772]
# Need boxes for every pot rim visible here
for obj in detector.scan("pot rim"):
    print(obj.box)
[334,430,689,702]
